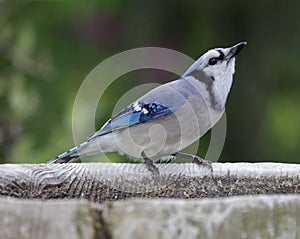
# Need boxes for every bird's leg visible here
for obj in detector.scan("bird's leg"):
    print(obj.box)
[172,152,213,173]
[141,151,160,176]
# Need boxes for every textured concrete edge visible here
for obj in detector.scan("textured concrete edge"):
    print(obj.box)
[1,162,300,201]
[1,162,300,178]
[0,195,300,239]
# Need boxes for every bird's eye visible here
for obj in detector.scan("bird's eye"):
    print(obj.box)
[208,57,218,65]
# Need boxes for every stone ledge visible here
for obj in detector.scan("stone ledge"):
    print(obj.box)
[1,195,300,239]
[0,163,299,201]
[0,163,300,202]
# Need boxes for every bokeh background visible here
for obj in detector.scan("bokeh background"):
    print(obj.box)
[0,0,299,164]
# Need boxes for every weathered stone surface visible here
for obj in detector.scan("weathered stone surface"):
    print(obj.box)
[0,199,97,239]
[102,195,300,239]
[0,195,300,239]
[0,163,300,202]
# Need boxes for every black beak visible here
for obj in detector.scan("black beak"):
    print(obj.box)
[228,42,247,59]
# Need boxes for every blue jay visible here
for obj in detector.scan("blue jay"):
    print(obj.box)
[48,42,246,174]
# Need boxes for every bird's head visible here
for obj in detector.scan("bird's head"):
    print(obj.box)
[182,42,246,84]
[182,42,246,111]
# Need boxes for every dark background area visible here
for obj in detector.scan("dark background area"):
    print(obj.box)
[0,0,299,164]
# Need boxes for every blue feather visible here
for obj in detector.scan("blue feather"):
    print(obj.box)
[89,102,173,139]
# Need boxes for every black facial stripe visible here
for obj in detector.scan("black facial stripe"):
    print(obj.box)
[216,50,225,61]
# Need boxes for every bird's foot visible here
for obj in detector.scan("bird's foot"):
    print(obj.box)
[141,151,160,177]
[173,152,213,174]
[192,156,213,173]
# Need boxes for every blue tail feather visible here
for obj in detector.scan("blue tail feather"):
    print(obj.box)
[47,145,80,164]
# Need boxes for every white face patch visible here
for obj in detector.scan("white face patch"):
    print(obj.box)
[204,50,221,64]
[183,49,224,77]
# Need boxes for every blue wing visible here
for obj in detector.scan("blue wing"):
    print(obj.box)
[88,101,173,140]
[88,78,198,140]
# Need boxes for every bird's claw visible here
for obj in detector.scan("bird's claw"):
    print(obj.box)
[192,156,213,173]
[142,151,160,177]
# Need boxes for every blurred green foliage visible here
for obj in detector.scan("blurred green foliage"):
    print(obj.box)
[0,0,299,164]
